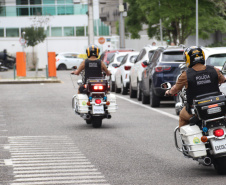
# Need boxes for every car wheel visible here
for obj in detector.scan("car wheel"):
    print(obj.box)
[150,83,160,107]
[58,64,67,70]
[129,80,137,98]
[115,80,121,93]
[109,78,115,92]
[137,81,142,101]
[141,91,150,104]
[121,79,127,95]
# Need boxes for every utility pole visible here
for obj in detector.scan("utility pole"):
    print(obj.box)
[196,0,198,46]
[88,0,94,45]
[119,0,125,48]
[159,1,163,45]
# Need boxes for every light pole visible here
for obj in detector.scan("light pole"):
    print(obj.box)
[88,0,94,45]
[159,1,163,46]
[119,0,125,49]
[196,0,198,46]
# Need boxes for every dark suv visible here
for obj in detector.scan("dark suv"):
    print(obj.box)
[140,46,184,107]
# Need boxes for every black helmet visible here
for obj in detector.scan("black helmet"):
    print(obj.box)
[184,46,205,68]
[86,44,99,58]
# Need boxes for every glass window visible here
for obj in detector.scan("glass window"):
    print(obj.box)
[30,7,42,15]
[130,55,138,63]
[57,6,65,15]
[43,0,55,4]
[44,26,50,37]
[148,50,155,59]
[51,27,62,37]
[65,6,73,15]
[6,7,16,17]
[207,54,226,67]
[0,28,4,37]
[0,7,6,16]
[16,0,28,5]
[121,55,128,65]
[117,56,125,62]
[57,0,65,4]
[65,0,73,4]
[17,7,29,16]
[30,0,41,4]
[76,27,84,36]
[6,28,19,37]
[43,6,56,15]
[162,52,184,62]
[64,27,74,36]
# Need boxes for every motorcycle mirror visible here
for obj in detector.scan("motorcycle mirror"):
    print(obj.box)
[161,82,171,90]
[77,79,83,86]
[72,66,77,69]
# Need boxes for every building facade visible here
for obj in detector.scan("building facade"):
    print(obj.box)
[0,0,112,69]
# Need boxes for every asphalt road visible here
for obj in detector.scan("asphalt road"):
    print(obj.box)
[0,70,226,185]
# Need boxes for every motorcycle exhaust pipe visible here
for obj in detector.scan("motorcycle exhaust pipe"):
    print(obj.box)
[106,114,111,119]
[198,157,212,166]
[82,114,91,120]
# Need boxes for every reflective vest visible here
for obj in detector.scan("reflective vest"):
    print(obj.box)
[186,65,220,107]
[85,59,102,83]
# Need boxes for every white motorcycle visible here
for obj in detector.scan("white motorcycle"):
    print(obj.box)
[71,71,117,128]
[162,82,226,174]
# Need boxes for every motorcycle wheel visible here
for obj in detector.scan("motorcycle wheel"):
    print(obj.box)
[92,117,102,128]
[213,156,226,175]
[86,119,92,124]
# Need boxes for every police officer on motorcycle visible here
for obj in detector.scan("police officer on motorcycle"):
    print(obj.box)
[71,44,111,94]
[165,46,226,128]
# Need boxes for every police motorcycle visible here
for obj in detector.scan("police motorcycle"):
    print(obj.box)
[162,82,226,174]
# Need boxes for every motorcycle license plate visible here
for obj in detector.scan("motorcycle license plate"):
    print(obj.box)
[211,139,226,154]
[92,105,104,114]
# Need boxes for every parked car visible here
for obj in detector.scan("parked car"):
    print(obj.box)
[115,52,139,94]
[100,49,134,66]
[203,47,226,70]
[56,52,83,70]
[140,46,184,107]
[129,45,158,100]
[107,52,129,92]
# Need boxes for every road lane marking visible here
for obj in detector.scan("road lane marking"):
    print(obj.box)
[116,95,179,120]
[8,136,109,185]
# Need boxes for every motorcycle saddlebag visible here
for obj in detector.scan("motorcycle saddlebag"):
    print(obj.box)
[74,94,89,114]
[194,94,226,120]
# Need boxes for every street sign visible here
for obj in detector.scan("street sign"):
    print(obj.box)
[19,38,26,45]
[98,37,105,45]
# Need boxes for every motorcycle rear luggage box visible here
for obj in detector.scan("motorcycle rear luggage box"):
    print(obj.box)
[194,95,226,120]
[75,94,89,113]
[180,125,207,158]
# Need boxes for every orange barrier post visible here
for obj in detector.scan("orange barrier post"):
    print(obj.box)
[48,52,56,77]
[16,52,26,77]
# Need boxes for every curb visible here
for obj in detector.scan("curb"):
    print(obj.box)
[0,79,62,84]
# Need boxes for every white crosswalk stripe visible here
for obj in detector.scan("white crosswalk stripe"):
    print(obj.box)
[8,136,110,185]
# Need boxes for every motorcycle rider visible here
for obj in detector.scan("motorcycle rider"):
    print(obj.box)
[71,44,111,94]
[165,46,226,128]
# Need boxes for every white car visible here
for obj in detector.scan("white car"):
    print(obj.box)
[56,52,83,70]
[129,45,158,100]
[203,47,226,70]
[115,52,139,94]
[107,52,130,92]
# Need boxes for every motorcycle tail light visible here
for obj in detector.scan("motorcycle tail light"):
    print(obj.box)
[94,84,104,90]
[95,99,101,104]
[84,84,87,88]
[214,129,224,137]
[124,66,131,70]
[208,104,218,108]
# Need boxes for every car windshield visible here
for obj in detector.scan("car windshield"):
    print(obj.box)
[107,53,115,61]
[162,52,184,62]
[206,54,226,67]
[117,56,125,62]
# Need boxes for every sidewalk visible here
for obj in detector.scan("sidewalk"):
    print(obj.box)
[0,69,61,84]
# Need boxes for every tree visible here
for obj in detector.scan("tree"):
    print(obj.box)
[125,0,226,44]
[23,27,46,69]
